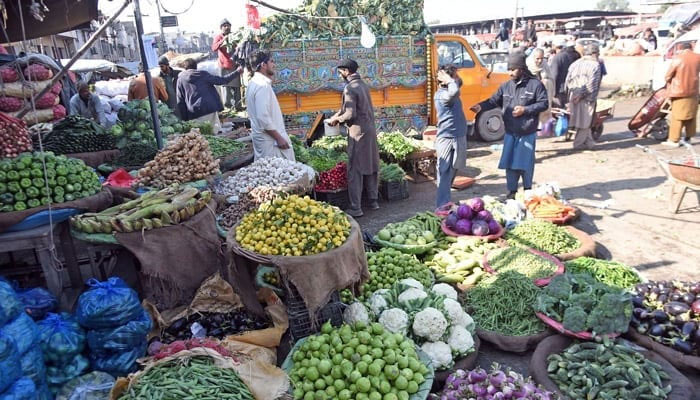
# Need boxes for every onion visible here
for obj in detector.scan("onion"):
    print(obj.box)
[468,368,488,383]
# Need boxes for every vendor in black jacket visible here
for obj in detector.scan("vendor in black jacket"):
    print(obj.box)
[470,52,548,199]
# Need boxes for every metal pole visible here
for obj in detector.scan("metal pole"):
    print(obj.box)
[133,0,164,149]
[17,0,132,118]
[513,0,519,46]
[155,0,167,53]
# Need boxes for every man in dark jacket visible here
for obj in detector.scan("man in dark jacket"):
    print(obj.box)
[176,58,241,133]
[470,52,548,199]
[327,58,380,217]
[549,41,581,107]
[496,21,510,50]
[158,56,181,116]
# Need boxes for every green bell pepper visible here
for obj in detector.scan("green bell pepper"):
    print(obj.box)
[80,191,89,198]
[13,202,27,211]
[73,183,83,192]
[7,182,20,193]
[41,187,52,196]
[56,176,68,186]
[30,168,44,178]
[7,171,20,181]
[18,169,31,179]
[41,197,52,205]
[64,193,75,202]
[65,184,75,193]
[67,174,80,184]
[32,177,45,188]
[53,186,65,196]
[25,187,40,199]
[18,155,33,167]
[45,168,56,178]
[56,165,68,176]
[0,183,6,194]
[27,199,40,208]
[0,193,13,205]
[19,178,32,189]
[53,195,65,204]
[31,162,42,171]
[14,191,27,202]
[0,171,6,183]
[0,161,11,172]
[47,178,56,188]
[1,205,13,213]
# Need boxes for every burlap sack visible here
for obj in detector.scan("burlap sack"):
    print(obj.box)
[627,329,700,371]
[65,150,120,168]
[110,348,289,400]
[530,335,694,400]
[0,80,52,98]
[476,327,554,353]
[116,201,223,309]
[556,226,596,261]
[432,336,480,391]
[228,217,370,319]
[0,188,113,233]
[145,275,288,350]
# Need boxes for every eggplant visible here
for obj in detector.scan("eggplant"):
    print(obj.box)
[652,310,670,323]
[681,321,697,337]
[692,328,700,343]
[681,292,696,305]
[670,338,694,354]
[169,317,187,332]
[637,323,649,335]
[664,301,691,316]
[633,307,646,318]
[670,292,682,302]
[649,324,668,337]
[632,296,645,308]
[692,300,700,315]
[658,294,668,303]
[690,282,700,295]
[630,316,641,328]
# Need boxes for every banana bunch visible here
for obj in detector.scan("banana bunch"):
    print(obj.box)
[70,185,211,234]
[426,238,500,287]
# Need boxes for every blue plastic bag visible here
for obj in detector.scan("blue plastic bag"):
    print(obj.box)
[87,310,152,354]
[20,346,46,387]
[35,382,53,400]
[555,115,568,137]
[89,340,147,377]
[0,378,36,400]
[37,313,86,365]
[0,312,39,355]
[0,280,22,327]
[16,287,58,320]
[46,354,90,388]
[56,372,115,400]
[0,332,22,393]
[76,278,142,329]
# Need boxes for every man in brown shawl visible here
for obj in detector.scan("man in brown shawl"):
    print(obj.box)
[565,43,602,150]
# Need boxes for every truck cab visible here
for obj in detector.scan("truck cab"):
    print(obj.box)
[431,34,510,141]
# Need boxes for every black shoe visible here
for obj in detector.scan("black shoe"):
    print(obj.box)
[345,208,364,217]
[368,201,380,210]
[506,191,517,200]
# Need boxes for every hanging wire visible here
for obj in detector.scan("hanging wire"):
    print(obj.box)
[158,0,195,15]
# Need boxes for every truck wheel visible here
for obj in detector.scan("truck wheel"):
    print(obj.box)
[476,109,505,142]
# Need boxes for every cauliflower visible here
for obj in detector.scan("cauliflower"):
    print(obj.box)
[398,288,428,307]
[447,326,475,356]
[399,278,424,290]
[431,283,458,300]
[412,307,448,341]
[343,302,370,325]
[443,298,474,332]
[368,290,389,316]
[420,341,453,370]
[379,308,409,335]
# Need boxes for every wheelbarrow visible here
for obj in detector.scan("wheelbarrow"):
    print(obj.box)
[637,142,700,213]
[551,98,616,141]
[629,87,671,141]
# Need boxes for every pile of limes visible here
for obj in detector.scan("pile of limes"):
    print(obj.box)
[289,321,430,400]
[358,248,433,300]
[235,195,351,256]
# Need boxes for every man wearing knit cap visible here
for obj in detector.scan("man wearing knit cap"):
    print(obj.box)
[211,18,242,110]
[158,56,180,116]
[471,52,548,199]
[328,58,380,217]
[565,43,603,150]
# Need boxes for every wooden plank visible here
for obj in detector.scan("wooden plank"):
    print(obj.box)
[306,113,324,140]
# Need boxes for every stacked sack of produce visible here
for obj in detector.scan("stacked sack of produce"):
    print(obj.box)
[0,63,66,125]
[0,279,51,399]
[37,313,89,394]
[76,277,152,377]
[94,79,131,128]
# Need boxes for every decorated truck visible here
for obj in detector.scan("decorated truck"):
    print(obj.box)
[266,34,510,141]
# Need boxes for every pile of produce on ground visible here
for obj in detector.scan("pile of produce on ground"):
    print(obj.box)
[112,99,188,148]
[315,161,347,191]
[311,135,347,152]
[505,219,580,255]
[631,281,700,355]
[235,194,351,256]
[0,62,65,126]
[33,115,115,154]
[431,365,555,400]
[287,321,432,400]
[215,157,310,197]
[525,195,576,220]
[375,212,440,247]
[116,355,254,400]
[547,338,672,399]
[565,257,642,290]
[70,185,211,233]
[157,310,271,343]
[147,338,233,359]
[76,277,151,377]
[379,162,406,183]
[377,131,420,163]
[486,247,559,281]
[1,152,102,212]
[444,198,503,237]
[426,237,498,287]
[258,0,428,44]
[205,135,246,159]
[137,131,219,188]
[37,313,88,394]
[348,279,476,370]
[217,186,280,230]
[482,195,526,229]
[0,112,33,158]
[355,248,433,300]
[112,142,158,168]
[535,273,632,336]
[466,271,546,336]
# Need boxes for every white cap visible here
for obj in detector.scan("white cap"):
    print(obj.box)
[566,40,576,47]
[554,38,567,47]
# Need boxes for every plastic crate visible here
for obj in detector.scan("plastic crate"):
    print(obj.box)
[284,278,341,316]
[380,180,409,201]
[289,299,346,341]
[313,188,350,210]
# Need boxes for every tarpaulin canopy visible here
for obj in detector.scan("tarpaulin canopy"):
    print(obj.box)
[1,0,98,44]
[659,3,700,30]
[59,58,133,79]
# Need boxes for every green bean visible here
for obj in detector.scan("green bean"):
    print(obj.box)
[505,219,580,255]
[565,257,642,289]
[487,247,558,280]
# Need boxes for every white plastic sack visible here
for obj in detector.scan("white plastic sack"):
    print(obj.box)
[108,98,124,113]
[94,79,131,97]
[197,60,221,76]
[104,112,118,128]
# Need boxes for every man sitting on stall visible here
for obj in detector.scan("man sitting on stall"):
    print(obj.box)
[69,81,106,126]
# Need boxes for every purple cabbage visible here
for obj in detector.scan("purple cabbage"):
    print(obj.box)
[457,204,474,219]
[471,220,490,236]
[455,219,473,235]
[477,210,493,221]
[467,197,485,213]
[446,212,459,229]
[488,219,501,234]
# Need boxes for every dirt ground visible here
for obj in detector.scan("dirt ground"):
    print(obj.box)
[356,97,700,394]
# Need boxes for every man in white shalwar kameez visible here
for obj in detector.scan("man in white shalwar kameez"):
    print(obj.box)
[246,51,295,161]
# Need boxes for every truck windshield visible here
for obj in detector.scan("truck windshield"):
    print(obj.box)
[437,41,478,68]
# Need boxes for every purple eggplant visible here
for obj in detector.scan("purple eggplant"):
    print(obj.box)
[681,293,696,305]
[692,328,700,343]
[670,338,694,354]
[658,294,669,303]
[670,292,682,302]
[664,301,690,316]
[652,310,669,323]
[691,300,700,314]
[681,321,697,337]
[632,296,645,308]
[633,308,646,318]
[689,282,700,295]
[649,324,668,337]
